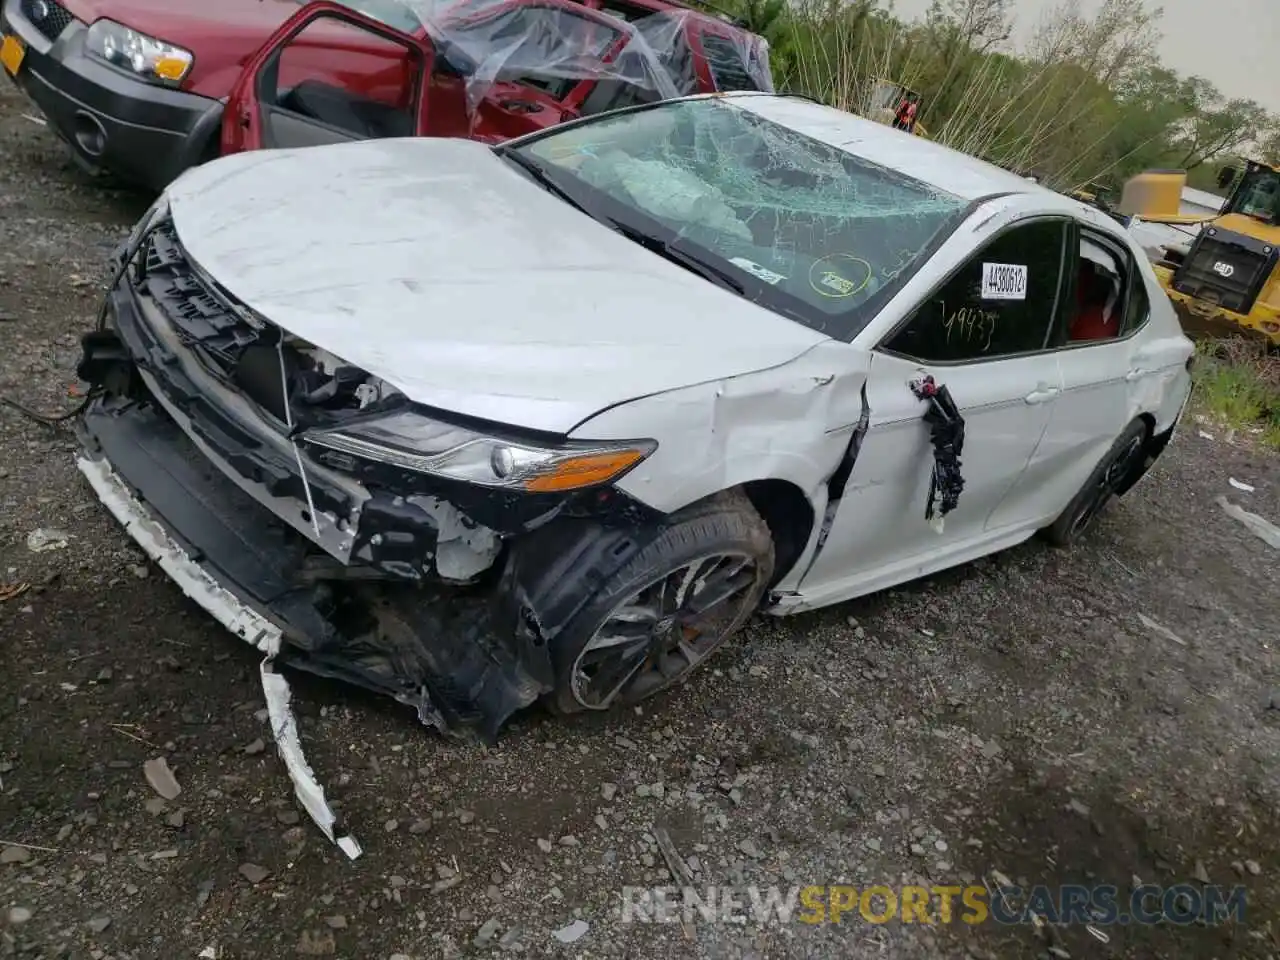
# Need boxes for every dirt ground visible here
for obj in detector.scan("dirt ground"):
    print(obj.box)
[2,81,1279,960]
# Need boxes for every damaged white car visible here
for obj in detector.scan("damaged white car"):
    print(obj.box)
[76,92,1194,744]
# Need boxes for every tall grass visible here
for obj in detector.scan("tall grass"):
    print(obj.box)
[773,0,1164,191]
[1193,339,1280,449]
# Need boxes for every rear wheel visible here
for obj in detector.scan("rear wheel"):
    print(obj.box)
[1043,419,1148,547]
[545,491,774,716]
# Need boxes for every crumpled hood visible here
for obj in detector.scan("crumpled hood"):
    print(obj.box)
[165,138,828,434]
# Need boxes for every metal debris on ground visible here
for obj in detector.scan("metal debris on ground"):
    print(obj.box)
[26,527,71,552]
[654,827,695,885]
[1217,496,1280,550]
[654,827,698,939]
[143,756,181,800]
[0,582,30,602]
[1137,613,1189,647]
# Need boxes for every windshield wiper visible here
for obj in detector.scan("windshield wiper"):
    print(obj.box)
[605,220,746,296]
[498,149,745,297]
[496,149,595,218]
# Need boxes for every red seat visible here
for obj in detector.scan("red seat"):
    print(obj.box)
[1069,265,1117,341]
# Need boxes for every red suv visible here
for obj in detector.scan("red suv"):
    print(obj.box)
[0,0,771,191]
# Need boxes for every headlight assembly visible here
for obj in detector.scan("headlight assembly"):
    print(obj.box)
[303,411,655,493]
[86,19,193,85]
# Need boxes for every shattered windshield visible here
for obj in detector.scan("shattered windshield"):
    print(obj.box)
[513,97,968,338]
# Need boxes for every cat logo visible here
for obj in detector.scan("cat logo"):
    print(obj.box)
[1212,261,1235,278]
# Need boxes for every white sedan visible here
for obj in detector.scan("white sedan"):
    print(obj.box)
[77,92,1193,737]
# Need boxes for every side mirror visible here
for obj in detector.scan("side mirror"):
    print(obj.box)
[1216,165,1238,190]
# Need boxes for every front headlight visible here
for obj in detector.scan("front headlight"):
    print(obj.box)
[303,411,656,493]
[85,19,193,85]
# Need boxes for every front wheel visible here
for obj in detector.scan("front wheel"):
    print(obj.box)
[545,491,774,716]
[1043,418,1149,547]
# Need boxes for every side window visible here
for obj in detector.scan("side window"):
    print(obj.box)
[1064,231,1129,343]
[697,32,761,92]
[264,15,420,143]
[883,220,1067,363]
[1122,259,1151,334]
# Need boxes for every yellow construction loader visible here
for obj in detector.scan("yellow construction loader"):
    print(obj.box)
[1121,161,1280,346]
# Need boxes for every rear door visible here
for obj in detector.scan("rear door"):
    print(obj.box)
[222,0,434,155]
[1033,224,1165,515]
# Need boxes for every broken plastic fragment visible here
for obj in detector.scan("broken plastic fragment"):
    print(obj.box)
[143,756,182,800]
[76,454,361,858]
[1228,477,1255,493]
[26,527,72,552]
[552,920,589,944]
[260,660,362,860]
[1137,613,1188,647]
[1217,496,1280,550]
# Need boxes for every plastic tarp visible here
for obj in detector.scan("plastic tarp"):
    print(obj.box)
[328,0,772,116]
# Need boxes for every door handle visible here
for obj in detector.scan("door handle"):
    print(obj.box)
[1024,386,1059,404]
[1125,368,1152,382]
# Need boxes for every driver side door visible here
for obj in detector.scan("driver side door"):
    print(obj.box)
[799,217,1072,602]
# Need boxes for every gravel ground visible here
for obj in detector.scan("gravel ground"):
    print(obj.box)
[2,81,1279,960]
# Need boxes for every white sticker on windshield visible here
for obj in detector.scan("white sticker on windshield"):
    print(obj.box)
[730,257,787,285]
[981,262,1027,300]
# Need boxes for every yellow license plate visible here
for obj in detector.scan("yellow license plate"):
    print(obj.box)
[0,34,25,76]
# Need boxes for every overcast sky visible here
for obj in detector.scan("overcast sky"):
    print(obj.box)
[887,0,1279,113]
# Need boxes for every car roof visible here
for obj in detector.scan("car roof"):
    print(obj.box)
[718,93,1058,203]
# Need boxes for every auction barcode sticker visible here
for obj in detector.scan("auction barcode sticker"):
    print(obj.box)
[980,262,1027,300]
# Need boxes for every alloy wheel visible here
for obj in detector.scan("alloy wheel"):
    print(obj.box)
[1069,434,1144,539]
[569,552,763,710]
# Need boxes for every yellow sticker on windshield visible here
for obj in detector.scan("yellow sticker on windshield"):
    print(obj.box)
[809,254,872,299]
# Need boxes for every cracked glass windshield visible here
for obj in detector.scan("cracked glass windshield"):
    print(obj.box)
[515,97,969,338]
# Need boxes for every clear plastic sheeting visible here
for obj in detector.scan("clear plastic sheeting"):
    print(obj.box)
[318,0,771,118]
[632,9,773,96]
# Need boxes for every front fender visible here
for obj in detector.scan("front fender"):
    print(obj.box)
[569,341,869,516]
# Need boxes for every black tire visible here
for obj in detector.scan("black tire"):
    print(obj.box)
[544,490,774,717]
[1043,418,1149,547]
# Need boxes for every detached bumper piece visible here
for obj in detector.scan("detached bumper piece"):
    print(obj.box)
[76,427,362,859]
[78,397,549,740]
[76,395,551,852]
